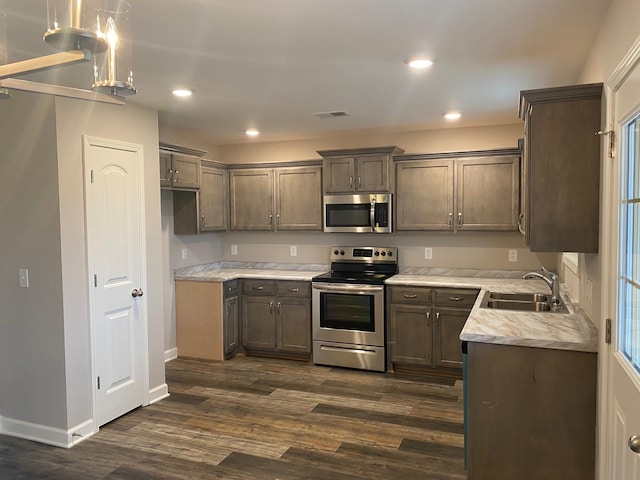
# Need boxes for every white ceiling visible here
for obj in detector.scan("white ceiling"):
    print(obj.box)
[0,0,612,145]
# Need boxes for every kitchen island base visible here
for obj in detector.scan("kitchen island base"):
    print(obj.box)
[466,341,596,480]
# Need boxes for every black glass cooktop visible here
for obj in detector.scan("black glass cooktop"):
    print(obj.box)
[312,271,396,285]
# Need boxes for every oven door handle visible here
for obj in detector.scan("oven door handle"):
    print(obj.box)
[312,283,384,294]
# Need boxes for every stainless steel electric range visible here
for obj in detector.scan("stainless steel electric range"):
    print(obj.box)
[311,246,398,372]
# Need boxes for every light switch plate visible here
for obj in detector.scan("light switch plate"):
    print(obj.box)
[231,244,238,256]
[290,245,297,257]
[508,249,518,262]
[424,247,432,260]
[181,248,188,260]
[19,268,29,288]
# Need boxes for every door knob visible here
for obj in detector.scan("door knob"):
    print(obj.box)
[131,288,144,298]
[630,435,640,454]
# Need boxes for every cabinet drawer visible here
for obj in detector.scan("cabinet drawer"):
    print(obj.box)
[242,279,275,295]
[433,289,479,308]
[389,286,431,304]
[224,280,239,298]
[276,281,311,298]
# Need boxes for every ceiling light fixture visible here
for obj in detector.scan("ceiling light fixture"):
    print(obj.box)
[0,0,135,104]
[172,89,193,98]
[444,112,462,120]
[405,57,433,69]
[245,128,260,137]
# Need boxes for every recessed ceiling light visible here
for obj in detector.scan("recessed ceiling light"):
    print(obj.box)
[245,128,260,137]
[172,89,193,97]
[444,112,461,121]
[405,57,433,69]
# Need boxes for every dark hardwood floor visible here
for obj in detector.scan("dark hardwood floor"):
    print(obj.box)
[0,356,466,479]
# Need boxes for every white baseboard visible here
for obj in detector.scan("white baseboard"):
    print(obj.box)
[148,383,169,405]
[0,415,96,449]
[164,347,178,362]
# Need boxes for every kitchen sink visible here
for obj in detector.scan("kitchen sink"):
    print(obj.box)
[480,291,569,314]
[489,292,548,302]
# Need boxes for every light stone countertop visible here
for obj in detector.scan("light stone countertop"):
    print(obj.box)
[388,274,598,353]
[174,263,599,353]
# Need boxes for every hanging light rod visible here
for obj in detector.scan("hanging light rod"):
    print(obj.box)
[0,0,135,105]
[0,49,90,79]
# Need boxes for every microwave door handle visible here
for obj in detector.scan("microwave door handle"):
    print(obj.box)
[370,198,376,232]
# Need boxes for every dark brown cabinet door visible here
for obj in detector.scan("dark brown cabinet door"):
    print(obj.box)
[277,298,311,353]
[433,308,467,369]
[389,304,432,365]
[520,83,602,252]
[224,296,239,357]
[242,296,276,350]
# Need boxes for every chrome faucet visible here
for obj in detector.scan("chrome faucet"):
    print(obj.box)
[523,266,561,306]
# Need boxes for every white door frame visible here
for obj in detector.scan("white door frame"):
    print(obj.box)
[83,135,150,432]
[598,35,640,480]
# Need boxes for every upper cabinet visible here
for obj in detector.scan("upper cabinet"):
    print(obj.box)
[395,150,520,232]
[519,83,603,253]
[229,165,322,231]
[317,146,404,194]
[160,152,201,190]
[200,162,227,232]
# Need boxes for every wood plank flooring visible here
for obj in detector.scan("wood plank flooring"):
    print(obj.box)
[0,356,466,479]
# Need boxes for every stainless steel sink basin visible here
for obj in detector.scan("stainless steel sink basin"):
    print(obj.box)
[480,291,569,314]
[489,292,548,302]
[486,300,552,312]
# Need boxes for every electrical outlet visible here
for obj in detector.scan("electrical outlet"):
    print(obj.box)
[231,244,238,256]
[508,249,518,262]
[181,248,188,260]
[290,245,297,257]
[19,268,29,288]
[424,247,433,260]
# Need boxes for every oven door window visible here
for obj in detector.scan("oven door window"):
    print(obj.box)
[319,292,375,331]
[325,203,372,228]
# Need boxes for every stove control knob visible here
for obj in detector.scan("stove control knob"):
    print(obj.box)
[340,250,345,255]
[333,249,339,255]
[381,251,386,256]
[387,251,393,257]
[374,251,380,256]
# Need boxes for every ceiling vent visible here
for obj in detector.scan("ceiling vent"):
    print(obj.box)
[313,111,350,119]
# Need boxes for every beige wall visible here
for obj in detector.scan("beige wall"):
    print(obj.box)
[0,93,69,429]
[218,123,523,164]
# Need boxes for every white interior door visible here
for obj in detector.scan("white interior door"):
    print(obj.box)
[85,137,146,427]
[607,53,640,478]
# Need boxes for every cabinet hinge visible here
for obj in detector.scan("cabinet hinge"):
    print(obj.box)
[97,377,101,390]
[605,318,612,344]
[94,274,97,287]
[90,170,95,183]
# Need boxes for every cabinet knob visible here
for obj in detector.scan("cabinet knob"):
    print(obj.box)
[630,435,640,454]
[449,296,463,302]
[435,312,440,327]
[269,301,273,313]
[252,286,264,291]
[403,294,418,299]
[457,212,463,228]
[349,176,353,188]
[277,302,281,314]
[448,213,453,229]
[426,311,431,326]
[288,288,300,293]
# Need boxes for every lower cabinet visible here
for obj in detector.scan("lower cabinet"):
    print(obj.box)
[387,285,478,373]
[466,342,596,480]
[241,279,311,359]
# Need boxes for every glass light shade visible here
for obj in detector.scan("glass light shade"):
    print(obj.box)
[44,0,108,53]
[0,11,10,100]
[92,0,135,96]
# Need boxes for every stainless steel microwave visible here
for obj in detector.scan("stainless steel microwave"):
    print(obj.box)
[323,194,392,233]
